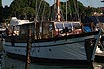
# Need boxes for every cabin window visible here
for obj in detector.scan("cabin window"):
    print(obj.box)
[21,26,26,34]
[49,24,53,31]
[56,23,63,29]
[15,26,20,31]
[64,23,72,29]
[73,23,81,29]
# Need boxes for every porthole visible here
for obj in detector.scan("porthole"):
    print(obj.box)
[38,49,39,52]
[18,49,20,52]
[15,49,17,51]
[32,50,34,54]
[49,48,52,51]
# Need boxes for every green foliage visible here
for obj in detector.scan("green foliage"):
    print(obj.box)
[0,6,3,23]
[58,0,85,20]
[2,0,103,21]
[0,0,1,7]
[9,0,50,20]
[0,0,2,23]
[18,7,35,19]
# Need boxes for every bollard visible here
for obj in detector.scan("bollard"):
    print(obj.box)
[25,28,32,69]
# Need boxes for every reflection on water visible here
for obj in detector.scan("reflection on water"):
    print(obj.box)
[0,57,103,69]
[1,57,93,69]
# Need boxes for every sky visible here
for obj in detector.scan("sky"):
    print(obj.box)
[2,0,104,8]
[2,0,13,7]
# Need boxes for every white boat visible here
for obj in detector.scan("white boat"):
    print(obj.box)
[3,0,101,65]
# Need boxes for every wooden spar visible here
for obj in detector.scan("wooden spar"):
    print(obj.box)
[56,0,61,21]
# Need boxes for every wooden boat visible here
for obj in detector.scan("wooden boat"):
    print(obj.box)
[3,0,101,65]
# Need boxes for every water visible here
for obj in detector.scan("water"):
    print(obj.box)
[0,39,104,69]
[0,57,103,69]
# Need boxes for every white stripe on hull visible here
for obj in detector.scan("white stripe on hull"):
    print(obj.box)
[3,35,96,61]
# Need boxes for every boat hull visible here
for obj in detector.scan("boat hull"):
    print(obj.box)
[6,52,93,65]
[3,31,100,64]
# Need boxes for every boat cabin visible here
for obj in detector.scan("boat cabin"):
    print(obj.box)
[8,18,82,39]
[54,21,82,36]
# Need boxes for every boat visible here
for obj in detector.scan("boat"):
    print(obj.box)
[3,0,101,65]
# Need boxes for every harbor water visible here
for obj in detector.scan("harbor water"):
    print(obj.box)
[0,39,104,69]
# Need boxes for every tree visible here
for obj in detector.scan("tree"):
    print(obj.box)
[4,0,103,22]
[0,0,3,23]
[9,0,50,20]
[0,6,2,23]
[51,0,85,21]
[19,7,35,20]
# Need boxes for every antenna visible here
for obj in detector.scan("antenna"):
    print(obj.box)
[66,0,67,21]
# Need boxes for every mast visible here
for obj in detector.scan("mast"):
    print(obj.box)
[56,0,61,21]
[66,0,67,21]
[54,0,56,20]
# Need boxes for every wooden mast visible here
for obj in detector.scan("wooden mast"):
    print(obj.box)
[56,0,61,21]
